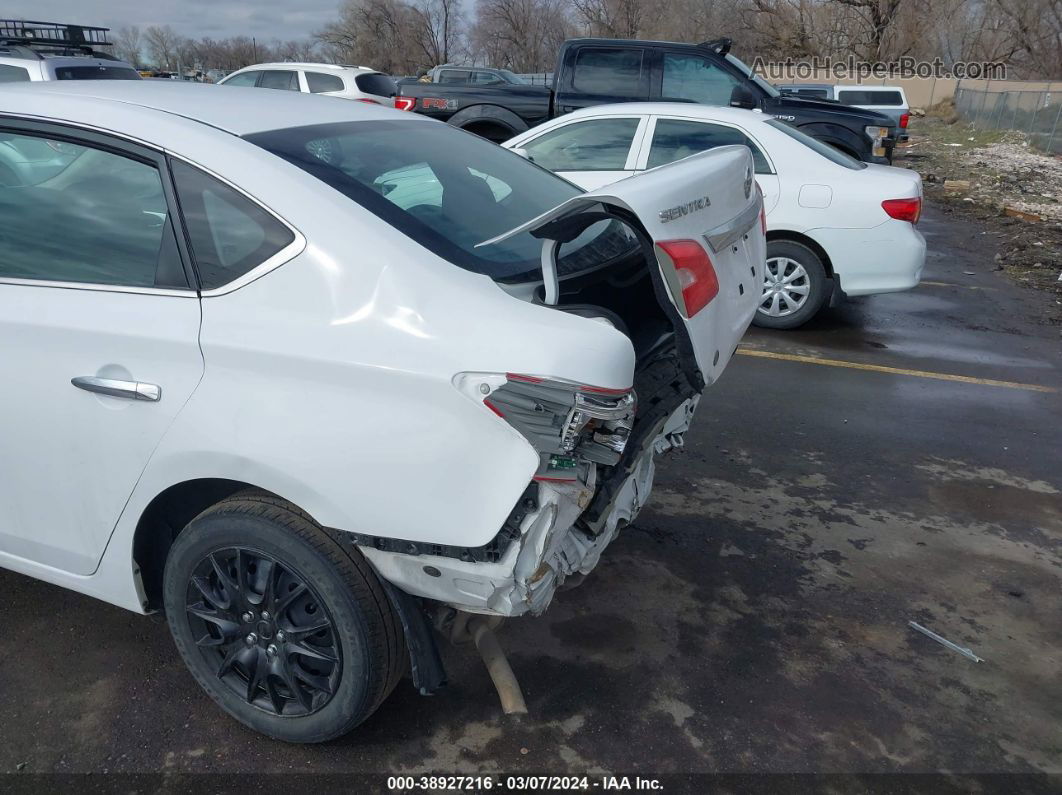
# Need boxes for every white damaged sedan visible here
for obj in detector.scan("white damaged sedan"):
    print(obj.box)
[0,82,762,741]
[505,103,926,328]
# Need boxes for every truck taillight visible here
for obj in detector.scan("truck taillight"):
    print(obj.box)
[394,96,416,111]
[899,113,910,129]
[657,239,719,318]
[882,197,921,224]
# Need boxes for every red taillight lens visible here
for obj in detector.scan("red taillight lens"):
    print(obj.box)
[393,96,416,111]
[658,239,719,317]
[881,197,921,224]
[899,113,910,129]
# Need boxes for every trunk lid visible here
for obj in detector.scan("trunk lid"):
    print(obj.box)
[478,146,764,385]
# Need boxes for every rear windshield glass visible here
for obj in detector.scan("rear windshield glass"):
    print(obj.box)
[54,65,140,80]
[837,90,904,106]
[245,120,638,281]
[765,119,866,170]
[354,72,397,97]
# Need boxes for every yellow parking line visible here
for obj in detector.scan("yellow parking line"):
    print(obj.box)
[921,280,995,291]
[734,348,1057,393]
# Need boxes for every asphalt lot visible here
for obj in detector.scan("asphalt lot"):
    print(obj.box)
[2,203,1060,782]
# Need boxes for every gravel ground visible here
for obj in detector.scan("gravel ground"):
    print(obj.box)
[897,113,1062,322]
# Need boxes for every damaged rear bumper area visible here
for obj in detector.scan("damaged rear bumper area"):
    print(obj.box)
[352,354,699,618]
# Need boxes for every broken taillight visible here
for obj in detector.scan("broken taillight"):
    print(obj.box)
[393,96,416,111]
[457,372,636,479]
[881,197,922,224]
[657,239,719,318]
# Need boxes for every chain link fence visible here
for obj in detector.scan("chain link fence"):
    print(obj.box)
[954,85,1062,155]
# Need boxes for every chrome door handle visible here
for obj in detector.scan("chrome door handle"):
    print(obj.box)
[71,376,161,402]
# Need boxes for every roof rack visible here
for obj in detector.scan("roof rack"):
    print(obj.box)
[700,37,732,55]
[0,19,113,57]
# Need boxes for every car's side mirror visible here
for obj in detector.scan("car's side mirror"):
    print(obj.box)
[511,147,534,162]
[729,84,758,110]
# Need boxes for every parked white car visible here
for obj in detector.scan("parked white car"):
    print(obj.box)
[504,103,925,328]
[0,81,763,741]
[218,62,397,105]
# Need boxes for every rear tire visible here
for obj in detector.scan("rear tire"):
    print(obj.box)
[163,490,405,743]
[752,240,829,330]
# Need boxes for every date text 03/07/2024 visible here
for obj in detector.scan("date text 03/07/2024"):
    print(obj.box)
[386,775,665,791]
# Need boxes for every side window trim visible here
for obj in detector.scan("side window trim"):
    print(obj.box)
[0,117,197,295]
[636,115,777,175]
[166,153,306,297]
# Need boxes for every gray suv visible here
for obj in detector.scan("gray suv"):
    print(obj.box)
[0,19,140,83]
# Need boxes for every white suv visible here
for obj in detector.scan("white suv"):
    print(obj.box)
[0,80,763,742]
[218,62,397,105]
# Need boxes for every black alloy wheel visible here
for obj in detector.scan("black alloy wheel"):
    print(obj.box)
[185,546,342,716]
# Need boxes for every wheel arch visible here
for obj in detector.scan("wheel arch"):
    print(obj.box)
[766,229,835,279]
[129,477,446,695]
[447,104,527,142]
[132,478,281,611]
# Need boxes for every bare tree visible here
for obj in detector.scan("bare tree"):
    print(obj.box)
[144,24,180,71]
[316,0,426,74]
[112,25,142,68]
[410,0,465,64]
[471,0,574,72]
[570,0,646,38]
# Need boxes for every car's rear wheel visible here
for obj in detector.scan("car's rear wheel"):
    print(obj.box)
[163,490,405,743]
[752,240,829,329]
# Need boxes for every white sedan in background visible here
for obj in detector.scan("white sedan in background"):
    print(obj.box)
[504,103,925,329]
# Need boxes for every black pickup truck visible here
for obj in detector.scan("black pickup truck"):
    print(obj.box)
[397,38,896,164]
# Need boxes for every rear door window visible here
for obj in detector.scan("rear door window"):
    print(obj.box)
[572,48,644,96]
[661,54,742,105]
[439,69,471,84]
[0,131,184,288]
[647,119,772,173]
[522,118,641,171]
[258,70,299,91]
[306,71,345,93]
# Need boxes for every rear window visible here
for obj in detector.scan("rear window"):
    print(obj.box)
[766,119,866,170]
[54,65,140,80]
[354,72,397,98]
[306,71,345,93]
[836,89,904,106]
[572,48,643,96]
[245,120,638,282]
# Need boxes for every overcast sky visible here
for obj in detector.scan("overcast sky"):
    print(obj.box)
[7,1,343,42]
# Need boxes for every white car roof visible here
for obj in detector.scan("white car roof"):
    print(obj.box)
[229,62,378,74]
[554,102,773,127]
[0,80,412,136]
